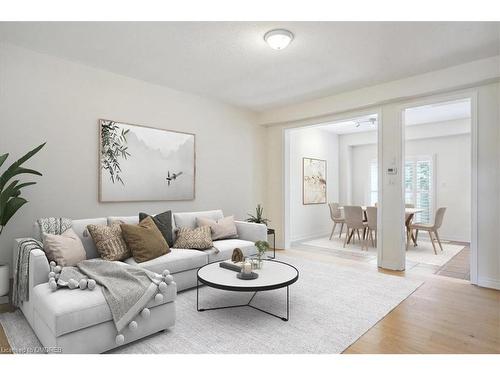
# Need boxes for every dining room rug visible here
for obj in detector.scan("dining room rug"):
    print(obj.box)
[301,235,465,267]
[0,253,423,354]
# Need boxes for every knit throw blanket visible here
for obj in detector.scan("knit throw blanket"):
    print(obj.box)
[59,259,167,333]
[12,217,72,307]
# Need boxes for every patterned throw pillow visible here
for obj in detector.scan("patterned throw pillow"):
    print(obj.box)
[86,222,131,261]
[173,226,213,250]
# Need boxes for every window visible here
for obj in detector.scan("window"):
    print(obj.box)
[405,156,433,223]
[370,156,434,223]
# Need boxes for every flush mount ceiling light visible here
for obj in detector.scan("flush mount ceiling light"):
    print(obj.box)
[264,29,294,50]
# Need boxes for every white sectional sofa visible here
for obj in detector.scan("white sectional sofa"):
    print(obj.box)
[13,209,267,353]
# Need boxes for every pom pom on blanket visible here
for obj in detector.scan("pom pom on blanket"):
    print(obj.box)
[164,274,174,285]
[49,261,56,267]
[154,293,164,303]
[49,271,56,279]
[68,279,79,289]
[87,279,96,290]
[79,279,88,290]
[115,334,125,345]
[54,265,62,273]
[49,279,58,291]
[158,281,168,293]
[162,270,170,277]
[141,307,150,319]
[129,320,138,331]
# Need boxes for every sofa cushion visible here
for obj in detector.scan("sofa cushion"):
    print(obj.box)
[43,228,87,267]
[87,222,131,261]
[121,217,170,263]
[123,248,208,274]
[139,211,173,247]
[173,210,223,230]
[34,218,108,260]
[33,280,176,337]
[173,226,213,250]
[206,239,257,263]
[196,215,238,240]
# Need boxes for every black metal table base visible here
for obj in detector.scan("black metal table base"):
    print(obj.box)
[196,282,289,321]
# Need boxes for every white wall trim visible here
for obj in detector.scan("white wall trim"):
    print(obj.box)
[477,277,500,290]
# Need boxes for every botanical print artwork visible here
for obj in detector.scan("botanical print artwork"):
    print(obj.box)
[99,120,195,202]
[303,157,327,205]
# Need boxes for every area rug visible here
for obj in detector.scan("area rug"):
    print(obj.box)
[0,253,423,354]
[302,236,465,267]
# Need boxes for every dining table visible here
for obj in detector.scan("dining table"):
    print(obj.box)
[339,206,423,246]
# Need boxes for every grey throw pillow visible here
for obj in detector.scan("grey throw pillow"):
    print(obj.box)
[139,211,173,247]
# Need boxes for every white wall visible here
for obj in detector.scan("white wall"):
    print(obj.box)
[288,127,339,242]
[0,43,266,269]
[261,56,500,289]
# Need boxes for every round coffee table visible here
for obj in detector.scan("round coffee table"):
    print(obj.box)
[197,259,299,321]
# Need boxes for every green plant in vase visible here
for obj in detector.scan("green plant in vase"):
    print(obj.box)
[254,240,270,266]
[0,143,45,236]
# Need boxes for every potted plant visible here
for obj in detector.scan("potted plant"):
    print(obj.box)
[246,204,270,226]
[0,143,45,236]
[254,240,270,268]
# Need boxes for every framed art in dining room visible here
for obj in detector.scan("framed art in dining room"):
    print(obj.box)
[98,119,195,202]
[302,157,327,205]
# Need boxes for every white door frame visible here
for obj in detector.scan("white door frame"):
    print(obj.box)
[282,107,381,250]
[398,89,478,284]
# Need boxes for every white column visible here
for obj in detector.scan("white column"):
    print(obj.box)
[377,104,406,270]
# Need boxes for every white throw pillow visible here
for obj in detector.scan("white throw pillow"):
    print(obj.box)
[43,228,87,266]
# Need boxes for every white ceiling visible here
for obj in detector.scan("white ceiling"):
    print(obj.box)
[0,22,498,111]
[315,99,470,135]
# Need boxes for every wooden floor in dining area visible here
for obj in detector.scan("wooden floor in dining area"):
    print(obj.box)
[287,245,500,354]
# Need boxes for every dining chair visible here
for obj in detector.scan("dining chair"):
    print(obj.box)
[328,202,345,239]
[365,206,377,247]
[343,206,368,250]
[408,207,447,254]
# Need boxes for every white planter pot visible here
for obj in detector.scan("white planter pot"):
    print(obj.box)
[0,264,9,296]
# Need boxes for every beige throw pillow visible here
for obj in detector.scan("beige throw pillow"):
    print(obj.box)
[43,228,86,267]
[196,215,238,240]
[173,226,213,250]
[87,222,131,261]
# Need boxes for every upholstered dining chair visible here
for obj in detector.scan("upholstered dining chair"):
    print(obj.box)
[343,206,368,250]
[328,202,345,239]
[365,206,377,247]
[408,207,447,254]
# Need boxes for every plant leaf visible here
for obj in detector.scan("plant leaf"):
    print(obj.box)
[0,154,8,169]
[0,143,45,191]
[0,197,27,226]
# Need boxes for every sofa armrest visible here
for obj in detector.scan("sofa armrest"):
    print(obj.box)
[13,238,50,290]
[234,221,267,243]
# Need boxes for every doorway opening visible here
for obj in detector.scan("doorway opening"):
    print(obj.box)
[284,113,380,261]
[402,98,472,280]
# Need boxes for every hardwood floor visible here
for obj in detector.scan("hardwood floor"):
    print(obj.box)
[0,247,498,354]
[436,246,470,280]
[287,245,500,354]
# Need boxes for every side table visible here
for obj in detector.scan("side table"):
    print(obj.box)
[267,228,276,259]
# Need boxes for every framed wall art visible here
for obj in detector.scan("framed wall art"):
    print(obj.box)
[99,119,195,202]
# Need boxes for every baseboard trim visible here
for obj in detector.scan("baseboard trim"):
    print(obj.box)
[291,231,331,244]
[477,277,500,290]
